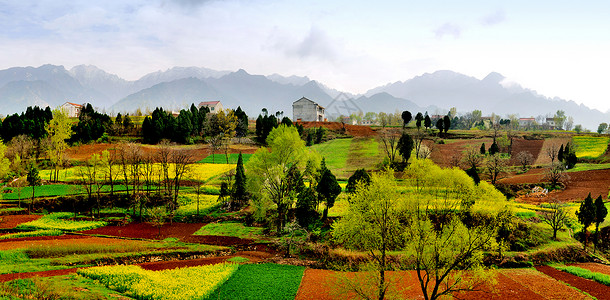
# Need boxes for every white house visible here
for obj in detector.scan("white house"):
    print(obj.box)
[518,117,536,128]
[60,102,83,118]
[198,101,223,114]
[293,97,325,122]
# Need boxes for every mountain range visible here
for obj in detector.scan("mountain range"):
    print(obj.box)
[0,64,606,130]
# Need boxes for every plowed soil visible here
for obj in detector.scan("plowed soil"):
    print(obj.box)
[500,169,610,203]
[535,265,610,299]
[295,268,582,300]
[81,222,204,240]
[298,122,376,137]
[508,139,545,166]
[429,138,493,167]
[0,214,42,229]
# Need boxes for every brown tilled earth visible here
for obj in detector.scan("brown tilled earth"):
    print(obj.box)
[535,265,610,299]
[0,214,42,229]
[298,122,376,137]
[500,168,610,203]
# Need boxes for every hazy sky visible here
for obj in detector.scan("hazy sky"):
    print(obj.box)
[1,1,609,111]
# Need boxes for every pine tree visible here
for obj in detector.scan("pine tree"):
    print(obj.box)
[480,143,486,155]
[577,193,596,249]
[317,163,341,220]
[231,152,248,206]
[594,195,608,250]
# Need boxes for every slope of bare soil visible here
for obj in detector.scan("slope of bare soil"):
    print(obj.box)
[0,215,42,229]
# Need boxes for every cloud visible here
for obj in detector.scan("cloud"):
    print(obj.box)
[434,23,461,39]
[481,10,506,26]
[282,27,338,61]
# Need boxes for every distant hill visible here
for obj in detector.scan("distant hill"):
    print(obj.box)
[0,64,607,129]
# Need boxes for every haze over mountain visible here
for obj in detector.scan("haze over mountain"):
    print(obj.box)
[0,64,607,130]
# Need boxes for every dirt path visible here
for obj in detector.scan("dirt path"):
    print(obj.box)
[535,265,610,299]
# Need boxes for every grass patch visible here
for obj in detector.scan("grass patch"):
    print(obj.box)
[566,163,610,172]
[194,222,263,239]
[226,256,250,263]
[198,153,252,164]
[310,138,352,170]
[25,243,152,259]
[0,276,131,300]
[15,212,107,231]
[206,263,304,300]
[572,135,609,159]
[552,264,610,286]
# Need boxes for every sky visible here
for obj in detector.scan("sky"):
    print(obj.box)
[1,0,609,111]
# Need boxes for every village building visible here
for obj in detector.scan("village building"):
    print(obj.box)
[198,101,223,114]
[292,97,325,122]
[60,102,83,118]
[546,117,557,129]
[518,117,536,128]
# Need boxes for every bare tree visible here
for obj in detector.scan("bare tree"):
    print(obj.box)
[117,142,131,197]
[462,147,483,170]
[413,129,428,159]
[485,153,507,184]
[171,148,194,206]
[101,149,118,197]
[157,140,173,197]
[515,151,534,171]
[544,142,561,164]
[141,151,156,195]
[379,130,399,164]
[7,135,34,165]
[539,199,569,240]
[127,144,143,195]
[544,162,569,187]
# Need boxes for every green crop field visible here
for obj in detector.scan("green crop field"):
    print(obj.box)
[194,222,264,239]
[573,135,609,159]
[198,153,252,164]
[310,137,381,179]
[206,264,304,300]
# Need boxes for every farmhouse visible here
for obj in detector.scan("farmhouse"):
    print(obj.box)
[293,97,325,122]
[60,102,83,118]
[198,101,223,114]
[518,117,536,127]
[546,117,557,129]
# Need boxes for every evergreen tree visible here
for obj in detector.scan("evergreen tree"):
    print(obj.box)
[397,133,414,163]
[480,143,486,155]
[424,113,431,129]
[577,193,596,249]
[558,144,564,161]
[231,152,248,206]
[489,142,499,155]
[415,112,423,130]
[594,195,608,249]
[317,163,341,220]
[234,106,249,138]
[466,166,480,185]
[401,110,412,129]
[27,165,41,213]
[346,168,371,194]
[123,114,133,133]
[443,115,451,133]
[295,187,319,228]
[436,118,444,133]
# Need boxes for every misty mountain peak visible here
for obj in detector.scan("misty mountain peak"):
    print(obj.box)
[483,72,505,83]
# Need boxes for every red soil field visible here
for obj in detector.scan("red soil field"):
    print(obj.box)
[508,139,545,166]
[0,215,42,229]
[295,268,581,300]
[535,265,610,299]
[429,138,493,168]
[298,122,376,137]
[81,222,204,240]
[500,169,610,203]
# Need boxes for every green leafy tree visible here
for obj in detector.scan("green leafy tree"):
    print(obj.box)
[597,123,608,134]
[576,193,596,249]
[333,171,405,300]
[317,164,342,220]
[26,165,41,213]
[46,108,73,182]
[247,125,309,234]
